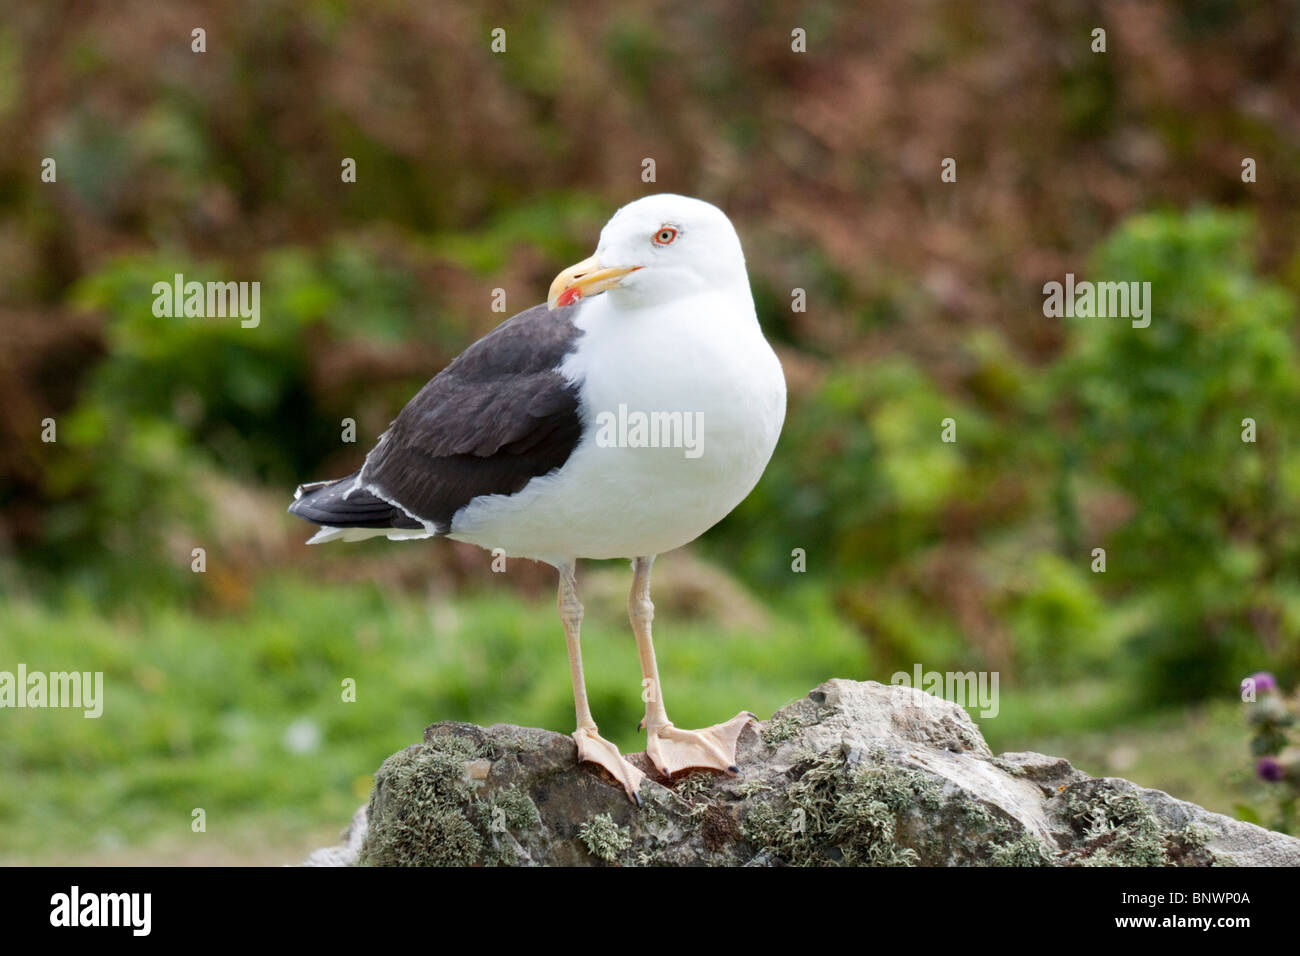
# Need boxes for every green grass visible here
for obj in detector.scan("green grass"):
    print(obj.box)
[1,567,1272,862]
[0,572,868,862]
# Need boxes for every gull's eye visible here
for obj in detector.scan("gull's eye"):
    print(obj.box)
[652,226,678,246]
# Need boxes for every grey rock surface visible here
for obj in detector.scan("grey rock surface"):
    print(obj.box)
[305,679,1300,866]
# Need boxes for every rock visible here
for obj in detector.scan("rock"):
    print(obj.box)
[304,679,1300,866]
[302,805,368,867]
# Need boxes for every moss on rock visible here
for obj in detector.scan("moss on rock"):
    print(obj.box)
[359,736,545,866]
[1060,780,1216,867]
[739,749,942,866]
[579,812,632,863]
[358,741,485,866]
[308,682,1298,867]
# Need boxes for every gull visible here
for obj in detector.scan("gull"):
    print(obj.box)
[289,194,786,802]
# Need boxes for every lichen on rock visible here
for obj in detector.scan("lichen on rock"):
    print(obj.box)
[1056,778,1216,867]
[357,738,486,867]
[357,731,544,866]
[740,749,942,866]
[579,813,632,863]
[311,680,1300,867]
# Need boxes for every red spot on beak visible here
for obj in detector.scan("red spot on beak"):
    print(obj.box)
[556,287,582,307]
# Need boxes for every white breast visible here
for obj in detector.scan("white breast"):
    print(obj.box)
[448,286,786,565]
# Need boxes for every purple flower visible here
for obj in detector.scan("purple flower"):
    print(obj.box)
[1245,672,1278,694]
[1257,757,1285,783]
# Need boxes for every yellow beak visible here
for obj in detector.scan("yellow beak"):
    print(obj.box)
[547,254,641,310]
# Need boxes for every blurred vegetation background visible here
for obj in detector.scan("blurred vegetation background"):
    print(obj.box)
[2,1,1299,863]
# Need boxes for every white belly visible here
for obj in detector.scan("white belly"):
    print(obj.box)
[447,289,786,565]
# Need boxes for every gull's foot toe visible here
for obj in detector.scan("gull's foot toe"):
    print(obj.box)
[645,711,756,778]
[573,726,646,804]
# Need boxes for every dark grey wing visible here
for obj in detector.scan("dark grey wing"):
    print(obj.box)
[308,301,586,534]
[287,472,424,530]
